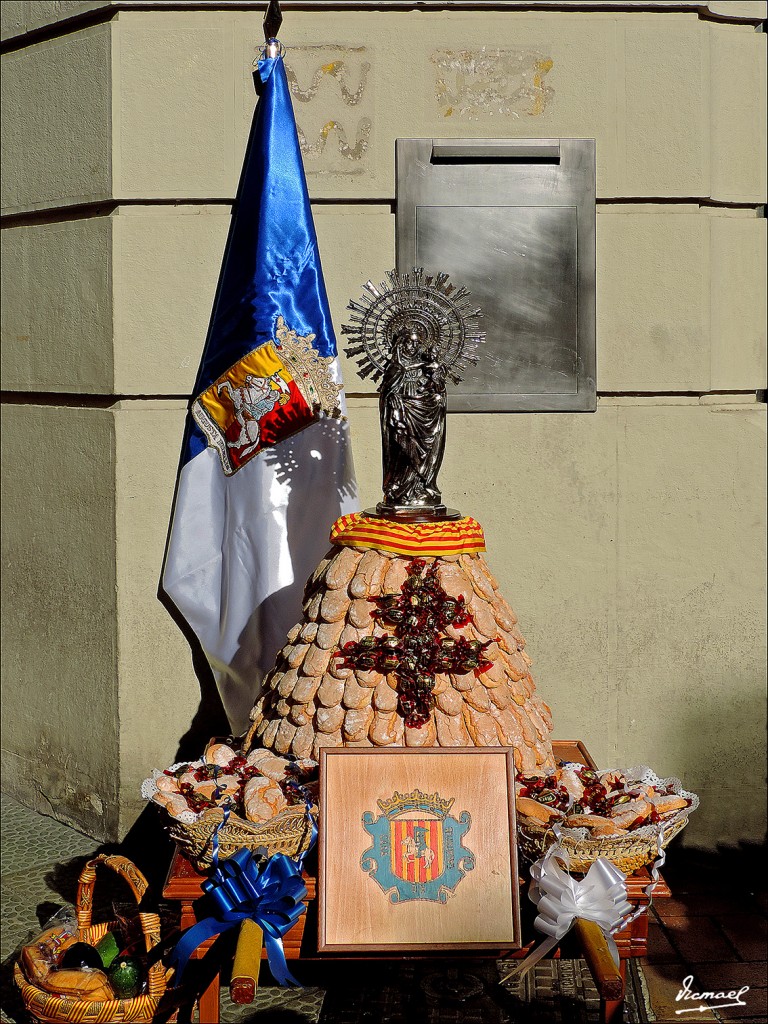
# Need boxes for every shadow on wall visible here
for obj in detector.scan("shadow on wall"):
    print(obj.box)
[669,671,767,853]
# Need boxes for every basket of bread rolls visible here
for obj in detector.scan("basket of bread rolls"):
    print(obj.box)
[13,854,170,1023]
[141,741,317,870]
[515,764,698,874]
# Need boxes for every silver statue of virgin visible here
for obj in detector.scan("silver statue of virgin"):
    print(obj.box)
[342,269,484,521]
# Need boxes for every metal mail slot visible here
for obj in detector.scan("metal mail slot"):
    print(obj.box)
[431,140,561,161]
[396,138,596,412]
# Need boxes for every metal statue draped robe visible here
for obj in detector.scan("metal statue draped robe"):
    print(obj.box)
[379,333,448,509]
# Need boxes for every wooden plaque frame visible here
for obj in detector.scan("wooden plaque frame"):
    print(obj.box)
[318,747,521,953]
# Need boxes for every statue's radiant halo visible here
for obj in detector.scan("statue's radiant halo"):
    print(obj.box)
[342,268,485,386]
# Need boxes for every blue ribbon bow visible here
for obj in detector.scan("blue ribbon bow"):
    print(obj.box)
[169,842,311,987]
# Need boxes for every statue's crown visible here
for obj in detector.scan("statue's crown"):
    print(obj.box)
[377,788,455,819]
[342,268,484,387]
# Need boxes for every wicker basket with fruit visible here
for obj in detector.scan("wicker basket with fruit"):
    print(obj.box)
[141,742,317,870]
[13,855,171,1023]
[515,764,698,874]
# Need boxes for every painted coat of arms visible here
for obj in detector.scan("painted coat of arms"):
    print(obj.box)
[361,789,474,903]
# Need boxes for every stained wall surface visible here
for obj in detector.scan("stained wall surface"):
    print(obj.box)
[1,1,766,845]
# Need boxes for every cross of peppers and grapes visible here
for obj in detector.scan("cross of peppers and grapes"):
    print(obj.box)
[334,558,495,728]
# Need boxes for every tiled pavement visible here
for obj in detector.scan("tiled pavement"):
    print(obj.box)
[639,845,767,1023]
[2,792,765,1023]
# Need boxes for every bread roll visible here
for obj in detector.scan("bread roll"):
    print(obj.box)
[205,743,237,767]
[155,775,179,793]
[153,792,190,819]
[243,777,288,824]
[564,813,613,829]
[42,967,114,1001]
[516,797,563,824]
[650,794,688,815]
[590,822,627,837]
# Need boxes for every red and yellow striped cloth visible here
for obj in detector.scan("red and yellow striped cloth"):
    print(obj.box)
[329,513,486,556]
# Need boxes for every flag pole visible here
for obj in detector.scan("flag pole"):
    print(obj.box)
[263,0,283,58]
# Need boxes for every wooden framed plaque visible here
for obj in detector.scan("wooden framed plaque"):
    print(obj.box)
[318,747,521,953]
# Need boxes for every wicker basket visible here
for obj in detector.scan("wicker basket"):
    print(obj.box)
[516,764,698,875]
[14,854,171,1024]
[517,811,690,875]
[167,803,316,871]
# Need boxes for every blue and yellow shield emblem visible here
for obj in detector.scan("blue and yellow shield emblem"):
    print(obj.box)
[361,789,474,903]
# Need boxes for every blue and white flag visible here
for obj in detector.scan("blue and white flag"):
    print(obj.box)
[163,53,358,733]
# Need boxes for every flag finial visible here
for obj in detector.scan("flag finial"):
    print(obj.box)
[263,0,283,56]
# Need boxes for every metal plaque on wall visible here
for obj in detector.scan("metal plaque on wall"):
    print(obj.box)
[396,138,596,412]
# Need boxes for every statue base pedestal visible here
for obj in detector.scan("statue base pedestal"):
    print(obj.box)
[330,512,486,557]
[366,504,462,523]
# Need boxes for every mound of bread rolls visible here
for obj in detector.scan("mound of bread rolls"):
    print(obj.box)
[149,742,318,825]
[515,763,691,837]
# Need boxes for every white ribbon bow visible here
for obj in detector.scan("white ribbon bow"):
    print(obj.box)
[502,844,633,982]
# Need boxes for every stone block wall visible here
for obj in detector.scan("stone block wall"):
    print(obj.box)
[1,1,766,845]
